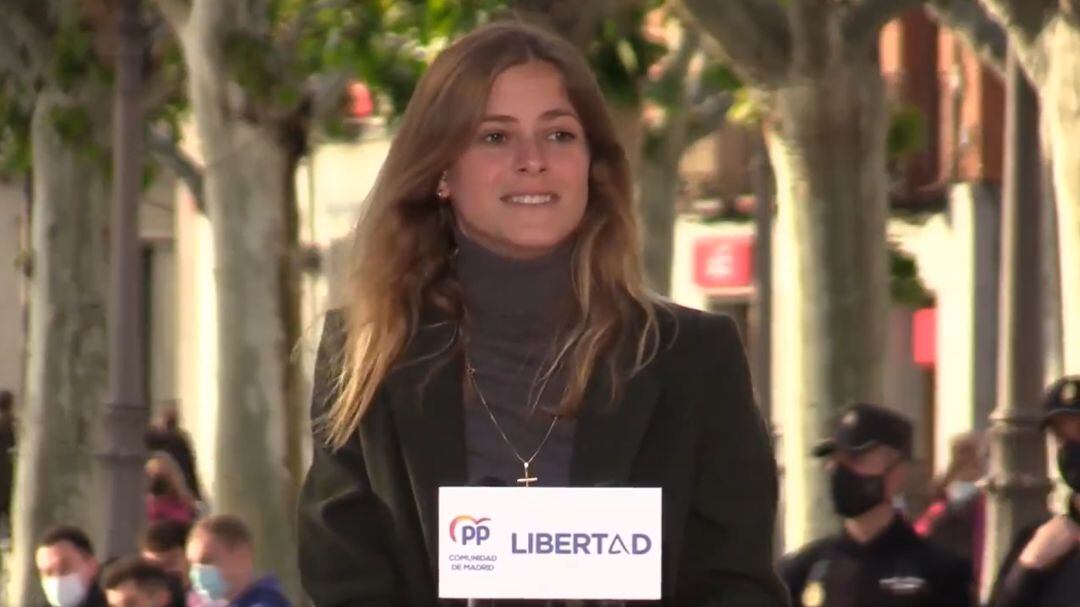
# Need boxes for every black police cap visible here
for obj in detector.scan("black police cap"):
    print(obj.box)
[1041,375,1080,429]
[812,402,914,459]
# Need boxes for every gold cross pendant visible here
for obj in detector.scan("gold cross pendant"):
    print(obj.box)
[517,461,537,487]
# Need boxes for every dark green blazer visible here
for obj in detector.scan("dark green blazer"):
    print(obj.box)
[297,304,789,606]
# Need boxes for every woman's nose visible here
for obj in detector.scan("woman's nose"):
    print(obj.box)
[515,138,547,173]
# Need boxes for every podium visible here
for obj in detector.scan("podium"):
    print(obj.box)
[438,487,662,601]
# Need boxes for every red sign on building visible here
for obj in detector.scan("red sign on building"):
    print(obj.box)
[692,235,754,289]
[348,82,373,118]
[912,307,936,367]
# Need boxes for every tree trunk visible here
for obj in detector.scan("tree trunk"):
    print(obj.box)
[183,31,302,599]
[1042,22,1080,374]
[280,148,306,524]
[766,58,890,546]
[8,88,110,607]
[611,101,645,174]
[638,119,688,295]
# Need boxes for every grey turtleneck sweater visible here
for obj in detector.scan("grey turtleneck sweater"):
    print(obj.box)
[455,232,627,607]
[455,229,577,488]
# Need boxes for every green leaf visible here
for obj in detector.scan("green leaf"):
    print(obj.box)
[50,105,93,146]
[887,104,926,161]
[646,75,682,108]
[222,32,283,105]
[51,20,111,92]
[142,160,161,191]
[0,87,33,180]
[890,246,933,307]
[726,88,763,125]
[616,39,640,76]
[699,63,742,92]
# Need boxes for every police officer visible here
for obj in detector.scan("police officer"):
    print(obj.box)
[779,403,974,607]
[988,375,1080,607]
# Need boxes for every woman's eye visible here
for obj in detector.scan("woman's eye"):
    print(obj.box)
[480,131,507,144]
[548,130,577,142]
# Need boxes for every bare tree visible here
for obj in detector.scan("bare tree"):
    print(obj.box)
[638,25,735,293]
[146,2,491,598]
[0,1,191,601]
[0,3,112,604]
[678,0,919,544]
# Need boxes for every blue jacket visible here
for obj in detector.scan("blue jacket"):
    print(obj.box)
[231,576,291,607]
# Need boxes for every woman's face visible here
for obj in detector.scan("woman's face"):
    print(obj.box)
[444,60,590,259]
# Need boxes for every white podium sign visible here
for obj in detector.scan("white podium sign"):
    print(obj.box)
[437,487,662,600]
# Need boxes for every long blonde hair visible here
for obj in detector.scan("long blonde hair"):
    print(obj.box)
[324,21,663,450]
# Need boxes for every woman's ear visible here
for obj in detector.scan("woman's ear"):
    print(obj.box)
[437,171,450,200]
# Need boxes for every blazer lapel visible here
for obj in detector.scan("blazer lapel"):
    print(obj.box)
[382,313,663,568]
[569,356,661,487]
[382,319,467,568]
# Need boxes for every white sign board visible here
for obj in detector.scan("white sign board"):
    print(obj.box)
[438,487,662,601]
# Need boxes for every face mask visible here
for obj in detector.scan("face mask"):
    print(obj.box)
[829,463,887,518]
[946,480,980,504]
[42,573,88,607]
[189,564,229,601]
[1058,440,1080,493]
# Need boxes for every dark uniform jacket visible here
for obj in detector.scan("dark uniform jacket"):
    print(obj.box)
[297,305,788,606]
[83,582,108,607]
[778,515,974,607]
[988,503,1080,607]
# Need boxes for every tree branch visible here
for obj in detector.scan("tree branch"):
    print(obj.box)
[686,91,734,145]
[147,127,205,213]
[506,0,641,52]
[976,0,1056,46]
[149,0,191,33]
[305,69,351,123]
[677,0,791,88]
[925,0,1008,78]
[789,0,833,75]
[140,70,180,113]
[564,0,612,51]
[844,0,927,44]
[0,22,39,86]
[654,26,700,100]
[1066,0,1080,21]
[0,5,51,73]
[278,0,352,49]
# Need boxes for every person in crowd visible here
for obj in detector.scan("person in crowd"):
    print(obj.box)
[140,520,211,607]
[914,432,987,585]
[296,19,785,606]
[35,524,107,607]
[0,389,16,540]
[145,404,201,502]
[145,452,198,524]
[778,403,974,607]
[187,514,290,607]
[988,375,1080,607]
[101,557,185,607]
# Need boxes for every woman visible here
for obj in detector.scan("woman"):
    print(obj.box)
[297,21,785,606]
[145,451,198,525]
[914,432,986,586]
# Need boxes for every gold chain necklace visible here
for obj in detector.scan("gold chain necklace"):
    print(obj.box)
[464,361,559,487]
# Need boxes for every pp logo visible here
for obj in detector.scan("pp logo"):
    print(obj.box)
[449,515,491,546]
